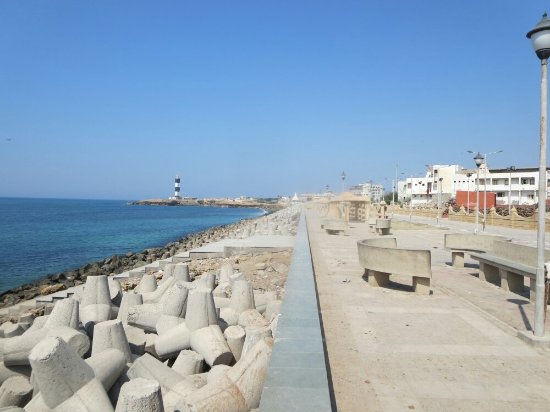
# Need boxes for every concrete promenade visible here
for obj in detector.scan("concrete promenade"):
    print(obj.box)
[306,206,550,411]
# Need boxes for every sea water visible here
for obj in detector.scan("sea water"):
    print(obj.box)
[0,198,264,293]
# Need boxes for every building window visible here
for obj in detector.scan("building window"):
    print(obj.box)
[497,192,505,198]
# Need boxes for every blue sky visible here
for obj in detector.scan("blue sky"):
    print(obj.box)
[0,1,549,199]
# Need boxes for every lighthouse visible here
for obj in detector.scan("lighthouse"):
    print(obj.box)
[173,175,181,199]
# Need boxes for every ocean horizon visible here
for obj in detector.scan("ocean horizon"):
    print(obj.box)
[0,197,264,293]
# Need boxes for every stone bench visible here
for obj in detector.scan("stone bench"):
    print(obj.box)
[368,217,376,233]
[357,237,432,294]
[375,218,391,235]
[322,219,347,235]
[470,240,550,300]
[444,233,509,268]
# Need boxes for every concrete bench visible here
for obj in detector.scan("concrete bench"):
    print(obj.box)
[470,240,550,300]
[357,237,432,294]
[444,233,509,268]
[368,217,377,233]
[375,218,391,235]
[323,219,347,235]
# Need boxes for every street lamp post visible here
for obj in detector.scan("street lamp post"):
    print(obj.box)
[468,150,502,232]
[507,166,516,215]
[340,171,346,193]
[437,177,443,226]
[482,150,503,231]
[466,172,472,213]
[470,152,484,234]
[527,13,550,338]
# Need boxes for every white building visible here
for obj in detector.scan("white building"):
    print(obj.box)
[401,164,550,207]
[402,165,461,205]
[349,182,384,202]
[475,166,547,206]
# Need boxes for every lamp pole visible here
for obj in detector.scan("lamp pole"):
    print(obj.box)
[436,177,443,225]
[508,166,516,215]
[468,150,502,232]
[340,171,346,193]
[468,152,484,234]
[527,13,550,337]
[482,150,503,231]
[409,175,413,223]
[466,172,472,213]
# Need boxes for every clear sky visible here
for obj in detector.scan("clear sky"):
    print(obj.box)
[1,1,549,199]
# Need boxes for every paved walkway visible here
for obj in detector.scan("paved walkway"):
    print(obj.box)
[307,206,550,411]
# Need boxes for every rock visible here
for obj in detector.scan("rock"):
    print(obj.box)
[39,284,65,296]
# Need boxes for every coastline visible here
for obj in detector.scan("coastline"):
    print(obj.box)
[129,197,283,212]
[0,211,270,308]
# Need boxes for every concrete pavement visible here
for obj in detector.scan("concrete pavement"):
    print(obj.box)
[306,206,550,411]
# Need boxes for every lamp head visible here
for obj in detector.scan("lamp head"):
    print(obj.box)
[473,152,484,167]
[527,12,550,60]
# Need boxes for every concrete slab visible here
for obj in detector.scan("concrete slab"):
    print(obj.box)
[188,235,295,258]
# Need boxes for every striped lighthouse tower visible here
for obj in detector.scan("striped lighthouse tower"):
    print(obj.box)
[174,175,181,199]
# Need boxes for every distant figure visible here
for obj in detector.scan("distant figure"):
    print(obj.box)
[378,201,388,219]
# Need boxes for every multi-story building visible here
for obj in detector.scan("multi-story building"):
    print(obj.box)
[400,164,550,206]
[474,166,547,206]
[349,182,384,202]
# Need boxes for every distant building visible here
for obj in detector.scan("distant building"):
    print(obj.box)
[349,182,384,202]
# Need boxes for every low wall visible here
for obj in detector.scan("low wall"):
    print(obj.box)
[259,213,332,412]
[392,206,550,231]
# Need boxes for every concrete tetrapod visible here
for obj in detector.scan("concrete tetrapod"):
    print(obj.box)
[2,326,90,366]
[27,337,113,412]
[220,280,255,327]
[153,322,190,360]
[115,378,164,412]
[162,263,176,280]
[127,353,203,410]
[92,319,133,363]
[175,337,273,411]
[241,325,272,359]
[223,325,246,362]
[127,282,189,332]
[0,376,32,408]
[108,277,123,306]
[264,300,282,322]
[0,324,24,339]
[219,262,234,284]
[238,309,269,329]
[80,275,113,333]
[173,263,190,282]
[123,325,146,356]
[0,363,31,387]
[44,298,79,330]
[85,348,127,392]
[135,274,157,294]
[155,315,185,335]
[142,277,175,304]
[171,350,204,376]
[185,288,218,333]
[117,293,143,325]
[189,325,233,367]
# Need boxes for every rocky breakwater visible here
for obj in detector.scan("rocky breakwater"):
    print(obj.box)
[0,207,300,410]
[0,212,277,309]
